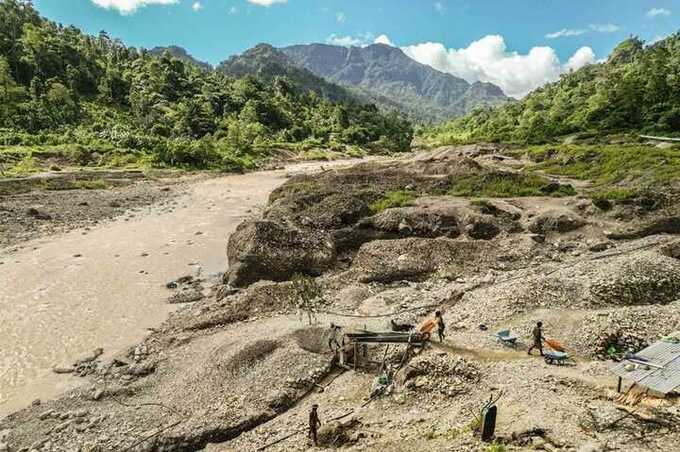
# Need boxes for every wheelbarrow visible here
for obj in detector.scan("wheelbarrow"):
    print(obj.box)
[544,350,570,365]
[496,329,518,348]
[417,318,437,341]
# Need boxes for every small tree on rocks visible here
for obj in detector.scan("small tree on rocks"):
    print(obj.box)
[286,273,324,325]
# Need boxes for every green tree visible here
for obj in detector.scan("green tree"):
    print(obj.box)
[285,274,324,325]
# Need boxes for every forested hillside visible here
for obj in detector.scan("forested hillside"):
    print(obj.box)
[0,0,412,174]
[148,45,212,71]
[422,35,680,145]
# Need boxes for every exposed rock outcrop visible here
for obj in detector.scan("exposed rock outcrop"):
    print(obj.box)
[528,209,586,234]
[608,216,680,240]
[226,220,336,287]
[359,204,461,239]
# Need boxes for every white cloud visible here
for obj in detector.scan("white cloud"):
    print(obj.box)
[229,6,238,14]
[374,34,394,46]
[434,2,444,13]
[647,8,671,18]
[327,34,366,47]
[336,12,346,24]
[546,28,586,39]
[589,23,620,33]
[91,0,178,14]
[546,23,620,39]
[247,0,287,6]
[564,46,596,71]
[401,35,596,98]
[192,1,202,11]
[326,32,374,47]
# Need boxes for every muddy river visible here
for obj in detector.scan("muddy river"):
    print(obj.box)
[0,161,353,416]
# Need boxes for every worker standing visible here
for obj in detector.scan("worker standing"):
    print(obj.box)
[435,310,446,342]
[527,321,544,356]
[328,323,342,352]
[308,404,321,446]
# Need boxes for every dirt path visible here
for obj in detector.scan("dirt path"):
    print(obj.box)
[0,160,360,417]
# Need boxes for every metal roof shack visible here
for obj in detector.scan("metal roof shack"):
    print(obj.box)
[610,332,680,395]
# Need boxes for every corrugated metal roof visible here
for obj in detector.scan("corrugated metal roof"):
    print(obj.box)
[637,341,680,367]
[609,336,680,395]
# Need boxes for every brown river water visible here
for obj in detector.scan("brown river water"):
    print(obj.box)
[0,161,355,417]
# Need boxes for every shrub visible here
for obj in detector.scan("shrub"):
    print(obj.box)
[369,190,418,213]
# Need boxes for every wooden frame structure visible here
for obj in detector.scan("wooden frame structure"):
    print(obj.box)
[343,330,428,370]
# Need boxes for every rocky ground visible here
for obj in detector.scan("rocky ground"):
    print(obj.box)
[1,145,679,451]
[0,170,208,250]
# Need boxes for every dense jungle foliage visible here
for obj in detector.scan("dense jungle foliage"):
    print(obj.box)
[0,0,413,173]
[421,35,680,145]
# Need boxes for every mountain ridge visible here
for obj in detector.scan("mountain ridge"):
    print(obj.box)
[281,42,511,121]
[216,43,356,103]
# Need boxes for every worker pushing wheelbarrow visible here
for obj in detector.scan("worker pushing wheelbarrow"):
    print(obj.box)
[527,321,572,365]
[417,310,445,342]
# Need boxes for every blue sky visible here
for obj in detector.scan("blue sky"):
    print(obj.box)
[33,1,679,97]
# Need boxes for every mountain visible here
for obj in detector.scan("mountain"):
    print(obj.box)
[422,34,680,145]
[280,43,510,122]
[148,45,212,70]
[216,44,355,102]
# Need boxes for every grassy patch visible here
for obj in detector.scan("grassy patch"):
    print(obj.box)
[344,145,368,158]
[591,188,639,202]
[449,172,576,198]
[484,441,507,452]
[3,154,42,176]
[298,149,338,161]
[526,144,680,186]
[72,179,108,190]
[370,190,417,213]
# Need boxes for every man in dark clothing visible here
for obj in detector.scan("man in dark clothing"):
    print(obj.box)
[435,310,446,342]
[328,323,342,352]
[527,321,544,356]
[309,404,321,446]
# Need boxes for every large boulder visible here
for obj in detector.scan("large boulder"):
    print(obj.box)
[266,190,377,230]
[660,239,680,259]
[464,214,502,240]
[226,220,336,287]
[528,209,586,234]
